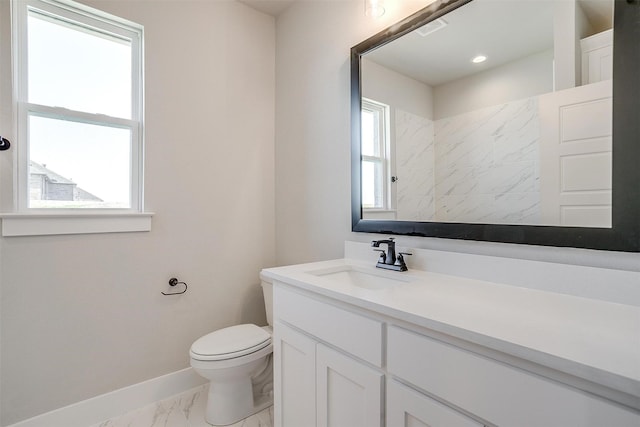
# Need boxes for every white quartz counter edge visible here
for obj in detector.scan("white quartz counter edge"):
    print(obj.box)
[261,258,640,404]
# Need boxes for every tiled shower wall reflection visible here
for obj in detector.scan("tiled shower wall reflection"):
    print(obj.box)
[395,97,541,224]
[395,110,436,221]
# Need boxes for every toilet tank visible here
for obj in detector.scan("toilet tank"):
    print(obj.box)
[261,280,273,327]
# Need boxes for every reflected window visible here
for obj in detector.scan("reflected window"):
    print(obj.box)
[361,99,390,210]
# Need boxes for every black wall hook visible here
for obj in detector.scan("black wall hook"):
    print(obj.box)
[162,277,188,295]
[0,136,11,151]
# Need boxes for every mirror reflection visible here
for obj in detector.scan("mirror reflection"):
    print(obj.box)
[360,0,613,228]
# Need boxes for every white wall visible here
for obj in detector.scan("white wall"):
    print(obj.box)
[434,49,553,119]
[362,58,433,119]
[0,1,275,425]
[553,0,593,90]
[274,1,640,273]
[0,2,9,423]
[275,0,431,265]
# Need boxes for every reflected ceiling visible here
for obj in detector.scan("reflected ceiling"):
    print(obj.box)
[365,0,612,87]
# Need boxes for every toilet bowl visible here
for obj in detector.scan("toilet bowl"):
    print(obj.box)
[190,281,273,426]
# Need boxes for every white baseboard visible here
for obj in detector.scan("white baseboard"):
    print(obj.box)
[7,368,207,427]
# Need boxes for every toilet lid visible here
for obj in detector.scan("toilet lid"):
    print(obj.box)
[190,324,271,361]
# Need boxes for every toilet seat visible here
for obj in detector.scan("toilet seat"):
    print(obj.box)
[190,324,271,361]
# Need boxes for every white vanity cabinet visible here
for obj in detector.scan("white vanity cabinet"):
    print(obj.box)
[271,280,640,427]
[273,322,316,427]
[273,285,384,427]
[387,380,482,427]
[387,325,640,427]
[316,343,384,427]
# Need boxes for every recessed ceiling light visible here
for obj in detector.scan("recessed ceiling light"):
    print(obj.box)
[472,55,487,64]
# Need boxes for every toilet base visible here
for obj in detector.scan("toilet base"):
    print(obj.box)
[205,385,272,426]
[203,355,273,426]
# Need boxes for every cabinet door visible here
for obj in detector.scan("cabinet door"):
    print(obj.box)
[387,380,483,427]
[388,325,640,426]
[316,344,383,427]
[274,321,316,427]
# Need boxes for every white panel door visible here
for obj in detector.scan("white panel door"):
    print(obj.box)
[274,321,316,427]
[316,344,383,427]
[539,79,612,227]
[581,30,613,85]
[387,380,483,427]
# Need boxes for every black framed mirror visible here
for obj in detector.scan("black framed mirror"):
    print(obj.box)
[351,0,639,252]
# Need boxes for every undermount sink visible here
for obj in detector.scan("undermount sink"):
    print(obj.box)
[307,265,414,290]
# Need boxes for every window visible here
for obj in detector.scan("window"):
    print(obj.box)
[13,0,143,211]
[361,98,390,210]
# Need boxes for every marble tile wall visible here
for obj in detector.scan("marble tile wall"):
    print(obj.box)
[433,97,541,224]
[394,109,436,221]
[394,98,540,224]
[91,384,273,427]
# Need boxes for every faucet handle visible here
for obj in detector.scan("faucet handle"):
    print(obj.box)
[395,252,412,267]
[373,249,386,263]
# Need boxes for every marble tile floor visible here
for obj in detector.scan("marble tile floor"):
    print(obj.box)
[90,384,273,427]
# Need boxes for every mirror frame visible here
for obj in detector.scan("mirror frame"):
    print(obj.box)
[351,0,640,252]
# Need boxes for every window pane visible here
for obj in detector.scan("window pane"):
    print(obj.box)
[28,11,132,118]
[28,115,131,208]
[362,160,383,209]
[361,110,379,157]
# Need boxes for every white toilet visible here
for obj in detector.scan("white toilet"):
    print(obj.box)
[190,281,274,426]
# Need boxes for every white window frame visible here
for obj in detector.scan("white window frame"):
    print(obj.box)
[361,98,391,211]
[1,0,151,236]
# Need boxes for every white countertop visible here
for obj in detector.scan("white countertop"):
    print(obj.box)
[261,258,640,406]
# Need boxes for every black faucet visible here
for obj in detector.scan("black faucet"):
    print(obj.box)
[372,238,397,265]
[371,238,411,271]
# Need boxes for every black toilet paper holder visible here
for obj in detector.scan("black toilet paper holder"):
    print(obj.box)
[162,277,188,296]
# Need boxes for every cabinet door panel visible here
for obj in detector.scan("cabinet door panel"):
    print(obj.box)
[388,325,640,426]
[316,344,383,427]
[276,285,383,366]
[387,380,482,427]
[274,322,316,427]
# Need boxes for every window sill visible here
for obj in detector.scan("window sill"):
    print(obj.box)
[0,212,153,237]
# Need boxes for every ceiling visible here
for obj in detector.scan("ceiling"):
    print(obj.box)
[238,0,296,16]
[238,0,613,22]
[364,0,613,87]
[578,0,614,32]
